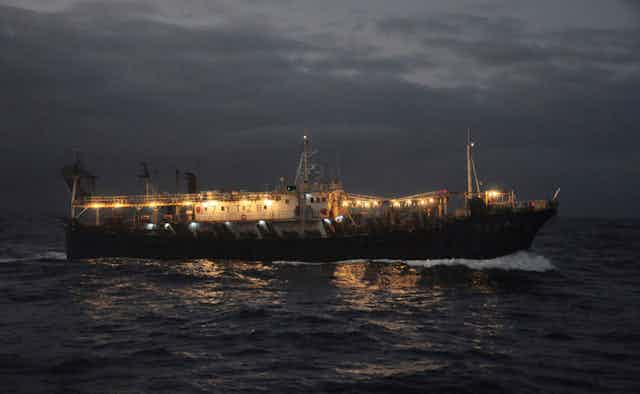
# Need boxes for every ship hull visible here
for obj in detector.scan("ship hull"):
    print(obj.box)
[66,209,556,262]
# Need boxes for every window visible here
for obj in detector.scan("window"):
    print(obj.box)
[263,205,267,210]
[221,206,225,211]
[322,197,327,202]
[285,200,289,204]
[310,197,315,203]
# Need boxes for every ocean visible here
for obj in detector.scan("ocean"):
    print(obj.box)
[1,215,638,393]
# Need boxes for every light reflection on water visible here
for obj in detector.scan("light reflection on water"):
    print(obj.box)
[77,258,506,377]
[77,259,505,319]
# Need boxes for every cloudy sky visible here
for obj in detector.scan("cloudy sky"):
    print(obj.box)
[1,0,639,217]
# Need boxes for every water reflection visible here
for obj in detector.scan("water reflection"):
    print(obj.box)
[77,258,286,324]
[331,261,421,291]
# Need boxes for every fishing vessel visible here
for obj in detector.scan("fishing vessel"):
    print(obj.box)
[62,134,558,261]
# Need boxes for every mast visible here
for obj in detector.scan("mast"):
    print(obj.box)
[467,128,473,198]
[139,162,152,195]
[303,134,309,187]
[70,175,78,219]
[301,134,309,235]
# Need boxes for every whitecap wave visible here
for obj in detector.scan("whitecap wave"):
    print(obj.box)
[272,252,554,272]
[402,251,554,272]
[271,260,318,266]
[0,251,67,263]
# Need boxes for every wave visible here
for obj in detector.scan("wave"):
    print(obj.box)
[273,252,555,272]
[393,252,554,272]
[0,251,67,263]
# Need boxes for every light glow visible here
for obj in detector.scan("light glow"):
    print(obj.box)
[203,200,219,207]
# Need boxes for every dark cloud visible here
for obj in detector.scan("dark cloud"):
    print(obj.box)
[1,2,639,218]
[378,12,640,68]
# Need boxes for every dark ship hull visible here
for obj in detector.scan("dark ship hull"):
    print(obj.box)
[66,208,556,262]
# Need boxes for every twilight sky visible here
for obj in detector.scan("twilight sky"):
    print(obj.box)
[1,0,639,217]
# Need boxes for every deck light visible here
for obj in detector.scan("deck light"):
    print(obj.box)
[203,200,218,207]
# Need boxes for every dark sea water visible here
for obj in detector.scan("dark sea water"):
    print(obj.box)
[1,215,639,393]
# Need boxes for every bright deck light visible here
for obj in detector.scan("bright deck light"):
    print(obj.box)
[203,200,218,207]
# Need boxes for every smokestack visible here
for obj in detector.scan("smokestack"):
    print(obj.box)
[184,172,198,194]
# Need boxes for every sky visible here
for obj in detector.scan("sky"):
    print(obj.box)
[1,0,639,217]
